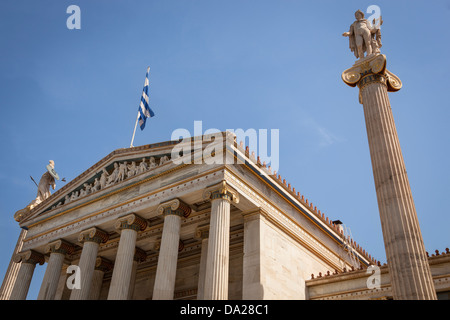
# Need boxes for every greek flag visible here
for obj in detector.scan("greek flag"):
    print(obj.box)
[138,67,155,130]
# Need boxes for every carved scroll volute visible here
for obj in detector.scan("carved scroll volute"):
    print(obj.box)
[157,198,191,218]
[202,180,239,204]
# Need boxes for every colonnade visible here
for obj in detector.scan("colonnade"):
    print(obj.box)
[8,182,240,300]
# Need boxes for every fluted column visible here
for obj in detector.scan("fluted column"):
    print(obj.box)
[0,229,27,300]
[153,199,191,300]
[38,239,75,300]
[70,227,109,300]
[89,257,113,300]
[195,225,209,300]
[342,54,437,300]
[203,181,239,300]
[10,250,45,300]
[108,214,147,300]
[128,247,147,300]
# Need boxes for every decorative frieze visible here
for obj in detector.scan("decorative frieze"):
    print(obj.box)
[50,155,173,210]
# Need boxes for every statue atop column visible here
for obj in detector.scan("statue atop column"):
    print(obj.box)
[341,10,437,300]
[14,160,63,222]
[342,9,382,60]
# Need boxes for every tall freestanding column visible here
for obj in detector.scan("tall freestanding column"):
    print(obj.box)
[342,52,437,299]
[202,181,239,300]
[153,199,191,300]
[9,250,45,300]
[38,239,75,300]
[70,227,109,300]
[108,214,147,300]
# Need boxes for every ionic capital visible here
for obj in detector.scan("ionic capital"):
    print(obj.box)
[115,213,148,232]
[45,239,75,256]
[194,224,210,240]
[94,257,114,273]
[341,54,401,93]
[78,227,109,244]
[133,247,147,262]
[157,198,191,218]
[13,250,45,266]
[203,181,239,204]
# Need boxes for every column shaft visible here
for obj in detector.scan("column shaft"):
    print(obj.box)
[197,238,209,300]
[204,198,231,300]
[0,229,26,300]
[153,214,181,299]
[9,250,44,300]
[360,80,437,300]
[69,241,99,300]
[37,252,65,300]
[9,262,36,300]
[107,228,137,300]
[89,269,105,300]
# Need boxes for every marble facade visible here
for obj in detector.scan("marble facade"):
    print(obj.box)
[1,132,448,300]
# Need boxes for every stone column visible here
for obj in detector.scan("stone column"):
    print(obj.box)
[70,227,109,300]
[38,239,75,300]
[194,225,209,300]
[108,214,147,300]
[89,257,113,300]
[342,54,437,300]
[242,209,267,300]
[202,181,239,300]
[153,199,191,300]
[9,250,45,300]
[128,247,147,300]
[0,229,27,300]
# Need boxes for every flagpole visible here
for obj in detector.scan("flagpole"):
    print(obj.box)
[130,66,151,148]
[130,111,140,148]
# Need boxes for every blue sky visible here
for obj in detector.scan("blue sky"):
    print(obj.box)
[0,0,449,299]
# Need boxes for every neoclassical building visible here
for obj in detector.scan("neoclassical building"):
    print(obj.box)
[1,132,449,300]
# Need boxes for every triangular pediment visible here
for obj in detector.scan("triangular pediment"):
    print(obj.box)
[18,139,182,226]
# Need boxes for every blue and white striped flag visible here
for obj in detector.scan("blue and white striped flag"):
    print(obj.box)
[138,67,155,130]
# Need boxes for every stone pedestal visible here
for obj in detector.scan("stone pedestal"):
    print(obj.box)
[38,239,74,300]
[202,181,239,300]
[10,250,45,300]
[108,214,147,300]
[342,54,437,300]
[153,199,191,300]
[70,227,109,300]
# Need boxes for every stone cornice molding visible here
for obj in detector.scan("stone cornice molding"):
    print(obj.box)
[115,213,148,232]
[45,239,75,256]
[78,227,109,244]
[157,198,192,218]
[202,180,239,204]
[21,168,224,252]
[13,250,45,265]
